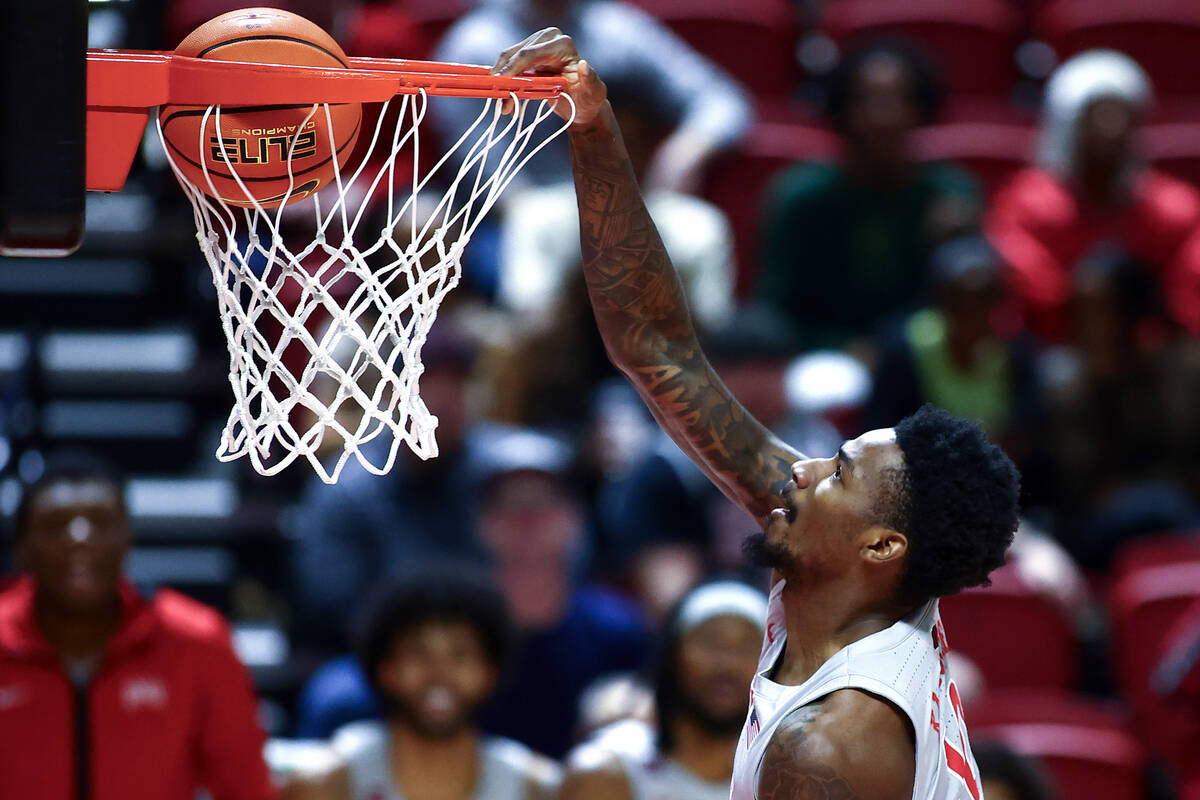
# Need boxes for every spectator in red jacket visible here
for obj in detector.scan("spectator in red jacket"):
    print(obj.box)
[986,50,1200,341]
[0,455,274,800]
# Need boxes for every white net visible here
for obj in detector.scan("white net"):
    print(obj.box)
[157,89,575,483]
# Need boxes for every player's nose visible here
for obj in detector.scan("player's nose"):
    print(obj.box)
[791,457,835,489]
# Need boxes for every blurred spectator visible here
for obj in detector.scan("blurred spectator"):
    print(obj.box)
[295,426,648,758]
[281,564,560,800]
[484,268,611,427]
[0,455,273,800]
[986,50,1200,341]
[287,320,481,645]
[497,78,735,332]
[864,235,1040,461]
[756,40,981,353]
[1040,249,1200,568]
[972,741,1055,800]
[599,310,843,613]
[560,581,766,800]
[432,0,752,193]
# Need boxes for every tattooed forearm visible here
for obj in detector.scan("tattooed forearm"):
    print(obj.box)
[569,105,798,517]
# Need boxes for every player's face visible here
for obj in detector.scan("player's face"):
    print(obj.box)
[17,479,130,614]
[675,615,762,731]
[1076,96,1136,169]
[754,429,905,578]
[478,472,582,568]
[845,54,919,164]
[377,620,498,740]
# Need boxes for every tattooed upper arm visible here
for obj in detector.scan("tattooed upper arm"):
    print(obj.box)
[569,104,801,521]
[759,693,915,800]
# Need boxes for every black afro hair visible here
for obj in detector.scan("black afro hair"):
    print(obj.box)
[824,37,944,132]
[888,404,1020,604]
[354,561,514,696]
[14,451,127,540]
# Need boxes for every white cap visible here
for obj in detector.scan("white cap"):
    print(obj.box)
[676,581,769,634]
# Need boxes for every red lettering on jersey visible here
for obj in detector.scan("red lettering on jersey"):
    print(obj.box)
[943,738,981,800]
[767,622,777,643]
[941,680,980,800]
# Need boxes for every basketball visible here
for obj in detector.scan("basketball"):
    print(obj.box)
[158,8,362,208]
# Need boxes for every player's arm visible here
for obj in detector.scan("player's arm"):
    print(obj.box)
[491,30,800,524]
[759,691,915,800]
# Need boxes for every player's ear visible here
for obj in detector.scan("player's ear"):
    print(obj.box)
[860,526,907,565]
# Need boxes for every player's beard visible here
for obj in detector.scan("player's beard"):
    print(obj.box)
[674,685,749,740]
[742,532,792,572]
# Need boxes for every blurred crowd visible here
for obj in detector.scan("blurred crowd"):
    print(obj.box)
[4,0,1200,798]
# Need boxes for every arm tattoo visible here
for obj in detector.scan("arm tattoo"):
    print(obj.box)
[759,762,860,800]
[759,707,861,800]
[569,107,798,517]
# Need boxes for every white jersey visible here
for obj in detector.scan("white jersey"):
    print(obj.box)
[730,580,982,800]
[332,721,559,800]
[587,719,731,800]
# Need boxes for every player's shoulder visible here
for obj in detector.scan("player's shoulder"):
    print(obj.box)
[482,736,563,798]
[330,719,389,761]
[149,588,232,645]
[766,162,844,208]
[759,690,914,800]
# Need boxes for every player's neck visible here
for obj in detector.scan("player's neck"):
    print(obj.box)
[389,723,481,800]
[772,579,900,686]
[34,592,122,662]
[668,716,738,783]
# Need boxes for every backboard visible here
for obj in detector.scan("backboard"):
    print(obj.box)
[0,0,88,257]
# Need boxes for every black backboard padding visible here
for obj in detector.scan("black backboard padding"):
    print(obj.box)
[0,0,87,257]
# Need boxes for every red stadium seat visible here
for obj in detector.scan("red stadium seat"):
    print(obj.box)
[968,690,1147,800]
[1144,125,1200,190]
[939,563,1080,690]
[1110,560,1200,767]
[911,122,1035,196]
[822,0,1021,98]
[629,0,800,100]
[700,122,839,295]
[1111,530,1200,579]
[1037,0,1200,99]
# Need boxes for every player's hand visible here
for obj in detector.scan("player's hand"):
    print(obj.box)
[490,28,607,126]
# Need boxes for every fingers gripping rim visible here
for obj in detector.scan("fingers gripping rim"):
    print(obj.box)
[157,91,577,483]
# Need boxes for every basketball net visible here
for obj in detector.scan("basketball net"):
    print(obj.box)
[157,91,575,483]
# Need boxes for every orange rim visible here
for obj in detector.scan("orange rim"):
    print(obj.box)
[86,49,568,192]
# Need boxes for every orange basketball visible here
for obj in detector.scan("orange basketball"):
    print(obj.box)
[158,8,362,208]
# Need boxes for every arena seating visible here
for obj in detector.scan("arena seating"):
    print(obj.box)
[968,689,1147,800]
[910,121,1035,195]
[939,563,1079,690]
[1110,556,1200,768]
[822,0,1021,98]
[1037,0,1200,101]
[628,0,800,101]
[1145,123,1200,188]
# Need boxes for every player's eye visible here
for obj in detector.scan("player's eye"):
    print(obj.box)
[834,463,843,481]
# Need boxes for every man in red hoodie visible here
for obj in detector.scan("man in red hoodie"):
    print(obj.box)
[0,455,275,800]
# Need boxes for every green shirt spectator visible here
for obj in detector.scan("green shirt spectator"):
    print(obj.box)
[757,161,980,351]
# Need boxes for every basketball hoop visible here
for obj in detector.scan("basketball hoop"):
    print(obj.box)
[87,50,575,482]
